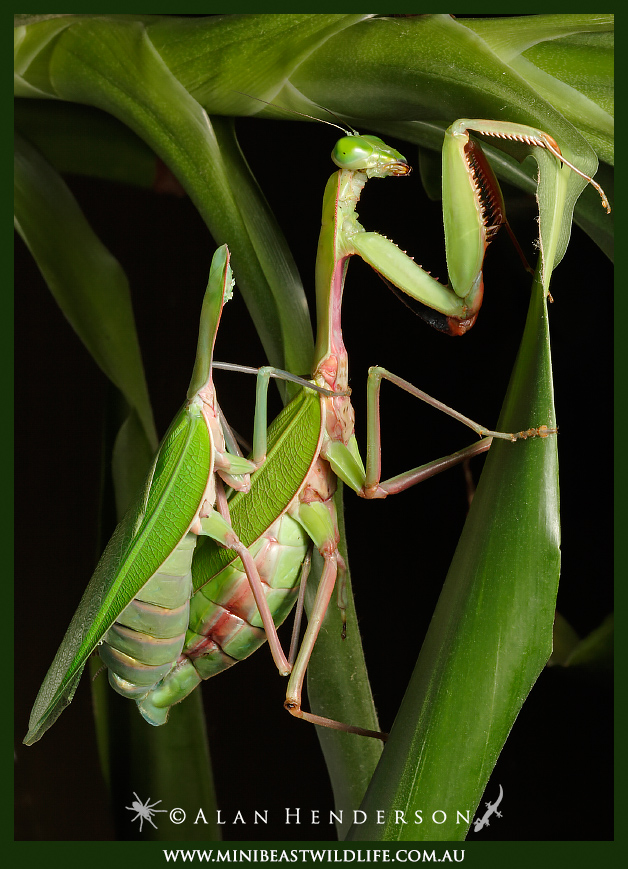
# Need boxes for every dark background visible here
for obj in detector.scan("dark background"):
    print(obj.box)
[15,111,613,841]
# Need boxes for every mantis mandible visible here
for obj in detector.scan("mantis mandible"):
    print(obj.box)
[24,245,338,745]
[132,118,608,737]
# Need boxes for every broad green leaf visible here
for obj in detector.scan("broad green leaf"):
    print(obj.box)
[15,15,314,380]
[14,99,159,188]
[523,30,614,122]
[147,13,374,115]
[461,15,614,160]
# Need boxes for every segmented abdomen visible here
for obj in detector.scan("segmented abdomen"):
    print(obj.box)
[98,533,196,706]
[137,513,308,725]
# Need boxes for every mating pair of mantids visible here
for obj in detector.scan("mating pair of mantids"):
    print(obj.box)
[24,119,610,746]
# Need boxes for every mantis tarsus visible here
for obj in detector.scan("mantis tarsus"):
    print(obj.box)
[24,246,338,744]
[131,118,608,738]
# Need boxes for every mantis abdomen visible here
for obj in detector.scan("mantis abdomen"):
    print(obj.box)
[187,514,308,669]
[99,533,196,702]
[136,513,309,724]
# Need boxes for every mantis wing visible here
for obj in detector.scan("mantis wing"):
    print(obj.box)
[25,410,211,745]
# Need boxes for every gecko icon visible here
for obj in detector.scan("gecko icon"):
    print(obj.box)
[472,784,503,832]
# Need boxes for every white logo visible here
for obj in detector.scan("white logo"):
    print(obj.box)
[472,784,503,832]
[125,792,168,832]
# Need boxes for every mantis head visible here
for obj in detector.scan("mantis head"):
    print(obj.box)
[331,134,410,178]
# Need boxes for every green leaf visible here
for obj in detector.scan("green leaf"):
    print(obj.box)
[14,131,156,452]
[14,99,159,188]
[347,263,559,842]
[16,16,314,380]
[147,13,375,115]
[560,614,613,670]
[461,15,614,161]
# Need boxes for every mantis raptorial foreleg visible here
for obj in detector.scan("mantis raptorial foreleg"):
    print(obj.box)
[325,119,609,336]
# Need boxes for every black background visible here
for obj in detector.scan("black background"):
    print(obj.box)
[15,109,613,841]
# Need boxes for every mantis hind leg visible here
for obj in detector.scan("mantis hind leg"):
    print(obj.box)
[362,365,557,498]
[283,499,387,741]
[198,511,292,676]
[283,546,385,741]
[287,546,312,666]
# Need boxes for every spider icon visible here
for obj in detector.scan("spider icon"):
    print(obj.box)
[126,792,168,832]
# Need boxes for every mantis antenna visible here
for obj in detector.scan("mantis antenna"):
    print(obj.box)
[234,91,357,136]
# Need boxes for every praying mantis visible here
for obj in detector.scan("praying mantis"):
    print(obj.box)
[24,117,609,745]
[24,245,338,745]
[121,119,608,736]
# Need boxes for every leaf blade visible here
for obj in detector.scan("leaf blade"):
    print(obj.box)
[347,266,560,841]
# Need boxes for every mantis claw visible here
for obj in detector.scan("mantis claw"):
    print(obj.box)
[512,424,558,440]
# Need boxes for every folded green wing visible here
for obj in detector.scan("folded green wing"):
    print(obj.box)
[25,245,234,745]
[25,407,211,745]
[192,387,322,591]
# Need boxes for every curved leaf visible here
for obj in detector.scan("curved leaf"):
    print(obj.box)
[14,131,156,454]
[16,16,314,379]
[348,264,559,842]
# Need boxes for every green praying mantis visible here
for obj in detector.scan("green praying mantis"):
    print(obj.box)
[24,245,340,745]
[24,117,609,745]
